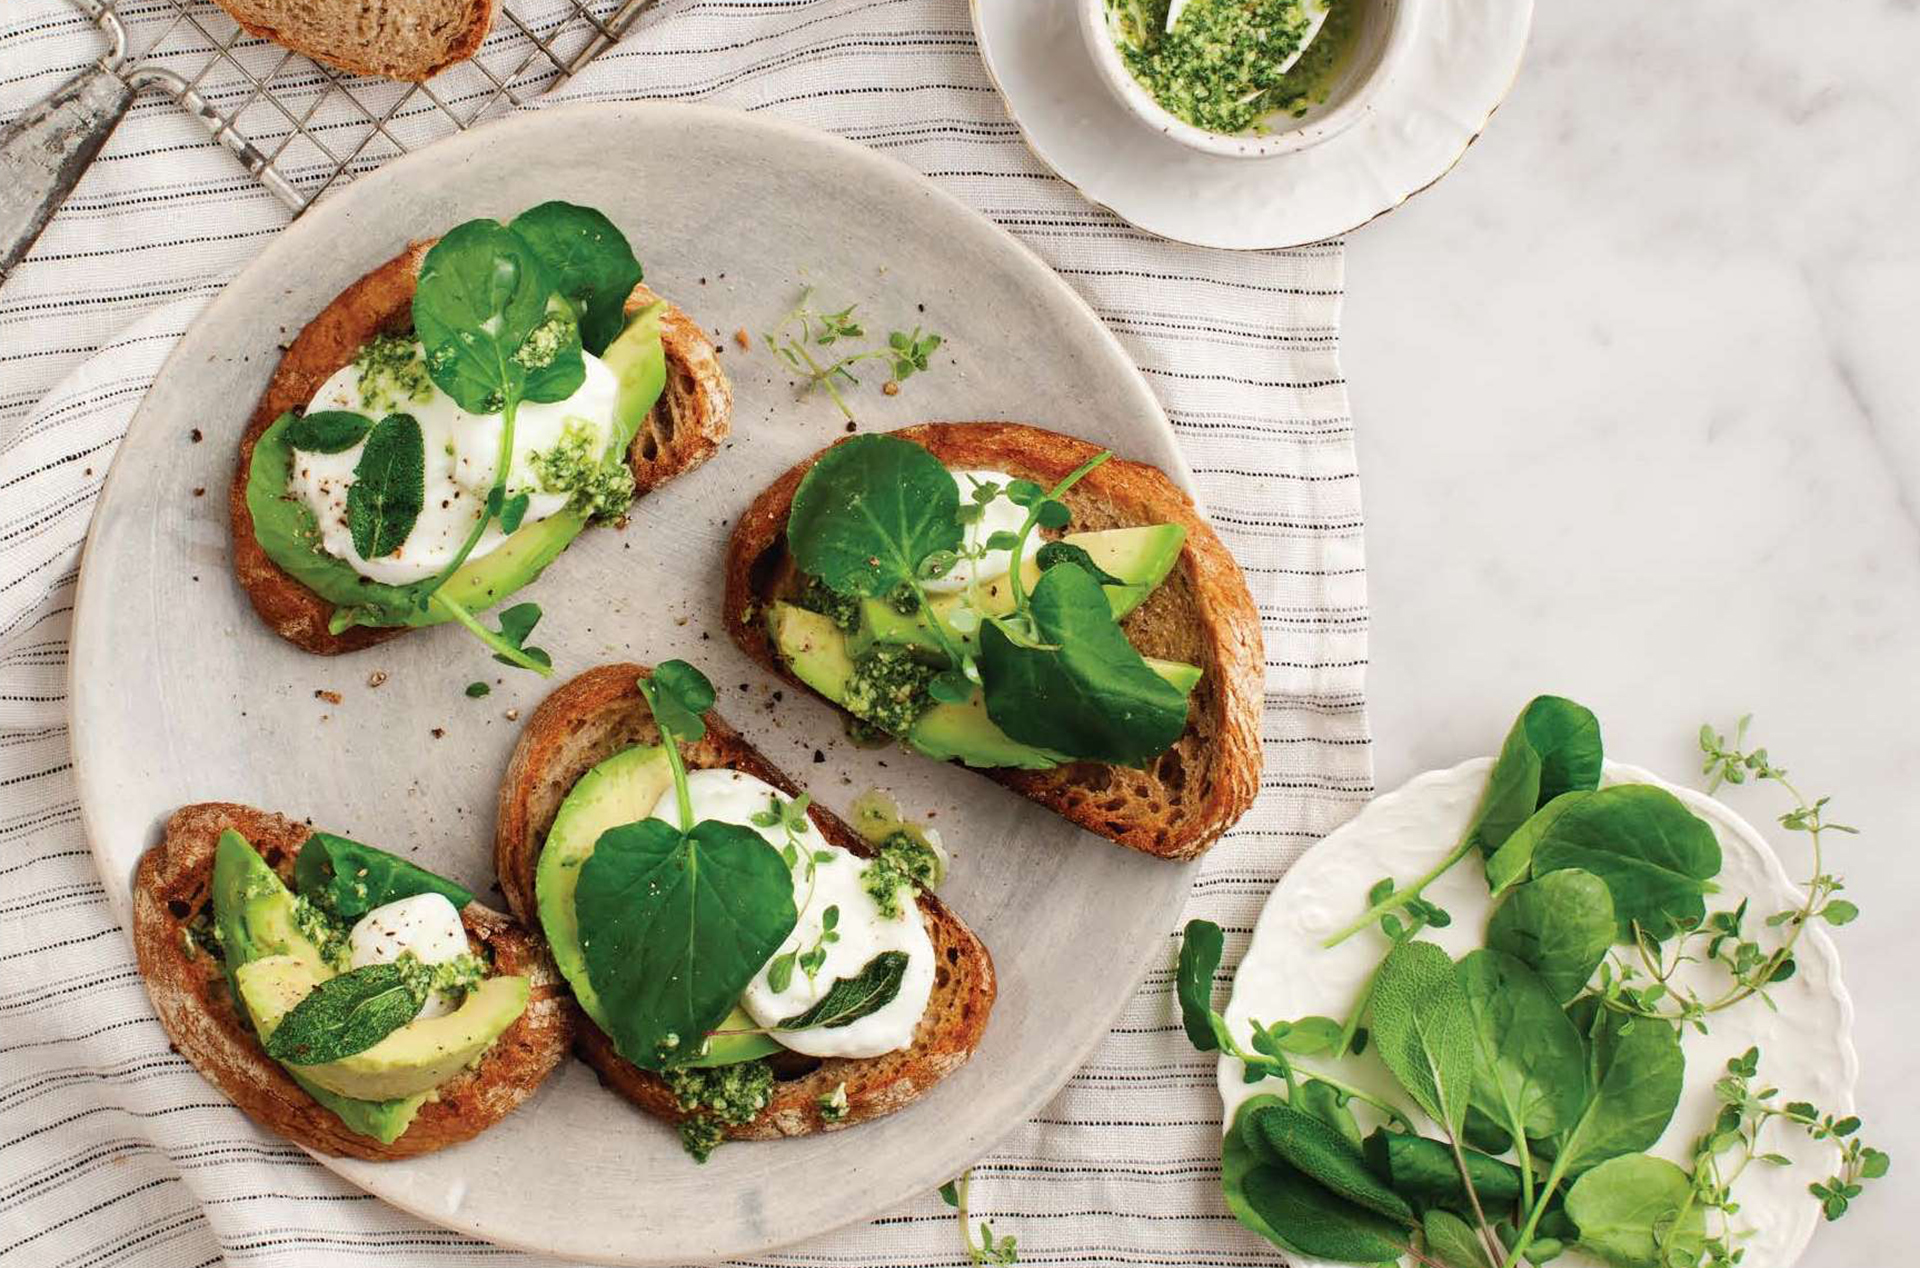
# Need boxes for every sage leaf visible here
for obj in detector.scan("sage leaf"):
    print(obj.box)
[263,962,424,1065]
[1175,918,1224,1052]
[508,201,644,356]
[776,950,909,1030]
[1457,948,1588,1142]
[1564,1153,1706,1268]
[1250,1101,1414,1223]
[1552,1002,1686,1173]
[285,409,372,453]
[1239,1162,1410,1264]
[1486,869,1615,1003]
[346,414,425,561]
[1368,940,1475,1134]
[1528,784,1722,941]
[413,219,562,414]
[293,831,472,922]
[1422,1209,1489,1268]
[574,817,797,1069]
[979,563,1189,766]
[1363,1128,1525,1211]
[787,434,963,599]
[1295,1080,1362,1152]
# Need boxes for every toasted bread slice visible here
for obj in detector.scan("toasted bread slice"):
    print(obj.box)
[495,664,997,1140]
[210,0,497,82]
[230,240,732,656]
[723,422,1262,862]
[132,803,572,1160]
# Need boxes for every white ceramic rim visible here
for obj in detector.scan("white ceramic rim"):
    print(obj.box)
[1216,756,1860,1268]
[67,98,1202,1264]
[1076,0,1418,159]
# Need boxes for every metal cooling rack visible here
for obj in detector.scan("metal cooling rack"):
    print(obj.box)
[83,0,650,211]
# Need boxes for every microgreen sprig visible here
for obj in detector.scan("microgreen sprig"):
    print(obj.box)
[939,1171,1018,1266]
[764,287,943,420]
[1598,716,1859,1029]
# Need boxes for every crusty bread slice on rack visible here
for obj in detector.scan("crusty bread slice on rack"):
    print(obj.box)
[132,802,572,1160]
[211,0,498,82]
[495,664,997,1140]
[723,422,1263,862]
[229,239,731,656]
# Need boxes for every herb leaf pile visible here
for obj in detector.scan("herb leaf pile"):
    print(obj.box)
[784,433,1189,767]
[1180,700,1883,1268]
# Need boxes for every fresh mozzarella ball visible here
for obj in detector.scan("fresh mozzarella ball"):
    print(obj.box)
[347,892,469,1019]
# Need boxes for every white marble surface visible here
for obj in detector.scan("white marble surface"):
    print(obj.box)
[1344,2,1919,1261]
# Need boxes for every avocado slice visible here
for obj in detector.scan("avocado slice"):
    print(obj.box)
[212,830,334,984]
[536,743,783,1065]
[853,524,1188,655]
[769,602,1203,770]
[237,954,529,1102]
[249,305,670,631]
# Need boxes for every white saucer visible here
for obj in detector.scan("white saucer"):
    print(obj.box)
[971,0,1535,249]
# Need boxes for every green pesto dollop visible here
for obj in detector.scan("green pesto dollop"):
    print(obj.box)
[843,644,938,737]
[532,420,635,522]
[861,832,943,920]
[796,576,861,633]
[666,1060,777,1162]
[351,334,435,415]
[291,894,351,971]
[1112,0,1352,135]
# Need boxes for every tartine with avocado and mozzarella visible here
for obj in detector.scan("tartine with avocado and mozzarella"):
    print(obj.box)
[231,201,730,669]
[495,661,995,1162]
[724,424,1262,861]
[131,804,569,1159]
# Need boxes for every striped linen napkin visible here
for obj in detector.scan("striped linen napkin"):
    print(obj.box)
[0,0,1372,1263]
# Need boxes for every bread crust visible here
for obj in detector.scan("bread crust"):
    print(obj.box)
[494,664,997,1141]
[209,0,498,82]
[229,239,731,656]
[722,422,1263,861]
[132,802,572,1160]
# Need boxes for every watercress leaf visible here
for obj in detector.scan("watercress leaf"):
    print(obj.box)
[1470,696,1604,859]
[1005,479,1044,507]
[766,950,797,993]
[979,563,1189,765]
[641,661,713,744]
[346,413,425,560]
[1553,1002,1686,1172]
[787,434,963,598]
[574,817,797,1069]
[1457,948,1588,1141]
[1252,1102,1414,1223]
[263,962,423,1065]
[413,218,555,414]
[1563,1153,1705,1268]
[1362,1129,1526,1212]
[1487,869,1615,1003]
[514,310,586,405]
[487,601,548,670]
[1368,940,1476,1134]
[507,201,643,356]
[1035,540,1126,587]
[1529,785,1723,942]
[1175,918,1224,1052]
[653,659,717,717]
[928,670,974,706]
[1036,499,1072,530]
[1296,1080,1363,1152]
[1421,1210,1486,1268]
[293,831,473,921]
[776,950,909,1030]
[500,491,531,534]
[285,409,373,453]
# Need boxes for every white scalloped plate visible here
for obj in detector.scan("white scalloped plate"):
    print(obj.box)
[1219,758,1857,1268]
[972,0,1534,249]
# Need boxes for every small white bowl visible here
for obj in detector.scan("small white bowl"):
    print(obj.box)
[1078,0,1418,159]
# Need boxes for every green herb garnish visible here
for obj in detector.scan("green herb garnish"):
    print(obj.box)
[764,287,942,420]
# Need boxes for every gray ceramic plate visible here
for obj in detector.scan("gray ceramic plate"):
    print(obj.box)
[69,101,1197,1265]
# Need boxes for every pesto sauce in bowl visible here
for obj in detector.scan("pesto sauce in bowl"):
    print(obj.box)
[1110,0,1357,136]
